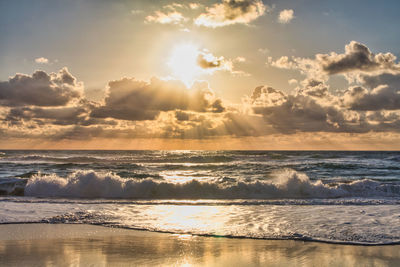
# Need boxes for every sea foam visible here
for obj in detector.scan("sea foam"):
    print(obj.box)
[24,169,400,199]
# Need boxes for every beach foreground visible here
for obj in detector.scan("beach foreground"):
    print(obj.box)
[0,224,399,266]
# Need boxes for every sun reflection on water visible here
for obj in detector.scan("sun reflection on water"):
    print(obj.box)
[144,205,227,236]
[159,170,210,183]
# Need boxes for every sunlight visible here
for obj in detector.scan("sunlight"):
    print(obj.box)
[155,205,225,232]
[167,43,201,86]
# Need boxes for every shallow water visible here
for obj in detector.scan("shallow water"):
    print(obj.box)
[1,224,399,267]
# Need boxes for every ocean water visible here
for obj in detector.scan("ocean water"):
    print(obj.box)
[0,150,400,245]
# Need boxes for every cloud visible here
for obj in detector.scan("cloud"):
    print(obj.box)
[268,42,400,112]
[278,9,294,24]
[163,3,185,11]
[297,78,330,98]
[235,56,246,62]
[267,55,326,82]
[5,106,86,126]
[131,10,144,15]
[35,57,49,64]
[246,76,400,135]
[189,3,201,10]
[194,0,266,28]
[316,41,399,75]
[91,77,225,121]
[0,68,82,107]
[145,11,187,25]
[250,86,287,107]
[3,73,400,142]
[175,110,190,121]
[196,50,249,76]
[268,56,296,69]
[267,41,400,82]
[258,48,269,54]
[4,40,400,143]
[263,41,400,128]
[343,84,400,111]
[2,99,114,127]
[197,51,226,69]
[248,84,370,134]
[167,45,246,78]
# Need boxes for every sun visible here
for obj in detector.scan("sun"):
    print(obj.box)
[167,43,201,86]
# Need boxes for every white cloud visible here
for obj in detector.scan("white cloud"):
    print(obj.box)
[235,56,246,62]
[145,11,187,25]
[35,57,49,64]
[269,56,297,69]
[278,9,294,24]
[258,48,269,54]
[195,0,266,28]
[189,3,201,10]
[131,10,144,15]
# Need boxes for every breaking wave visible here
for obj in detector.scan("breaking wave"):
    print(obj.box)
[22,169,400,199]
[0,153,235,164]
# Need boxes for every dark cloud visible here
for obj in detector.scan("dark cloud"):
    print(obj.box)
[247,80,400,135]
[297,79,329,98]
[268,41,400,81]
[339,71,400,110]
[317,41,399,75]
[197,53,224,69]
[91,78,225,121]
[359,72,400,89]
[267,41,400,114]
[5,106,87,125]
[0,68,82,107]
[250,85,371,134]
[3,102,113,127]
[343,85,400,111]
[210,99,225,113]
[196,51,242,75]
[175,110,190,121]
[4,43,400,143]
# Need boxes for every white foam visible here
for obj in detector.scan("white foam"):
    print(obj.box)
[24,169,400,199]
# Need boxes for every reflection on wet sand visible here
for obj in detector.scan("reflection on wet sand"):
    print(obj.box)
[0,224,399,266]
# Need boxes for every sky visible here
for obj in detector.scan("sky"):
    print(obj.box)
[1,0,400,149]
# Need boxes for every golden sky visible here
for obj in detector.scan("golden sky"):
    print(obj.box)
[1,0,400,149]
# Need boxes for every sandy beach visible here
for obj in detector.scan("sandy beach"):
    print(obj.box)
[0,224,399,266]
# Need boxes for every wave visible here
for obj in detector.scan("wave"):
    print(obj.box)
[22,169,400,199]
[1,196,399,206]
[0,178,26,196]
[1,155,107,163]
[0,154,235,165]
[157,155,235,163]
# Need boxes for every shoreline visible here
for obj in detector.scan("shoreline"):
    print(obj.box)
[0,224,399,266]
[1,222,399,246]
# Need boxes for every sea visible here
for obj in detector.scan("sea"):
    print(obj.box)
[0,150,400,245]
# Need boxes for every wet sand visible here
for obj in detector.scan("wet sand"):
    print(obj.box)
[0,224,399,266]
